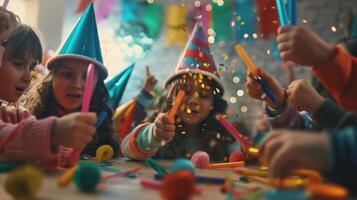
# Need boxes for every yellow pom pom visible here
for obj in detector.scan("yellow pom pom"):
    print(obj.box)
[96,145,114,162]
[4,165,43,200]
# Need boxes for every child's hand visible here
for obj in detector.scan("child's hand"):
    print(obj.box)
[143,66,158,94]
[153,113,175,143]
[277,26,335,66]
[287,79,325,114]
[52,112,97,149]
[246,69,286,109]
[0,106,32,123]
[260,130,331,178]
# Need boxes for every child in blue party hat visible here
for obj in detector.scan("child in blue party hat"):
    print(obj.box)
[26,3,118,166]
[121,22,236,162]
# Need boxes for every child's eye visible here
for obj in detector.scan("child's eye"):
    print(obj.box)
[13,61,23,68]
[62,71,73,79]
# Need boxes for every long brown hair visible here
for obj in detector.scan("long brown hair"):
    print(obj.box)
[25,66,118,157]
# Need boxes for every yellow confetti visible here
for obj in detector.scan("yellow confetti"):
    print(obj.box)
[187,108,192,114]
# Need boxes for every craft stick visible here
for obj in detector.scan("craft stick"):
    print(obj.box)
[95,111,108,128]
[145,158,167,175]
[102,167,141,181]
[233,168,268,178]
[154,174,225,185]
[57,165,77,187]
[206,161,245,169]
[234,45,259,76]
[215,114,250,148]
[168,90,185,120]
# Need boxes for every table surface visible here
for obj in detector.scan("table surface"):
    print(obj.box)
[0,159,269,200]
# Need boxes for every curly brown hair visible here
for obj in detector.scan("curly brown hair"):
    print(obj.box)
[25,68,118,157]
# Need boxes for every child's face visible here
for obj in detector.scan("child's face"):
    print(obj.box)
[52,59,98,112]
[0,55,35,102]
[177,76,214,125]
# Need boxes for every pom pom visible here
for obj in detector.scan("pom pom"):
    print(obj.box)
[96,145,114,162]
[4,165,43,200]
[171,158,195,174]
[161,170,195,200]
[191,151,210,169]
[229,150,245,162]
[73,161,100,192]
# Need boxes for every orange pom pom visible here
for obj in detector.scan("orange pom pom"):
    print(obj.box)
[160,170,195,200]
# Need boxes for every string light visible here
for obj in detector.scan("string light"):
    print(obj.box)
[237,90,244,96]
[240,106,248,112]
[230,97,237,103]
[331,26,337,32]
[233,76,240,83]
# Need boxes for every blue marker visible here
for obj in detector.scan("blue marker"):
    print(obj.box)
[255,77,277,102]
[95,111,108,128]
[276,0,289,26]
[288,0,297,25]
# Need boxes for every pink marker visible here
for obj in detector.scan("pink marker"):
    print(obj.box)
[81,63,95,112]
[215,114,250,148]
[68,63,95,166]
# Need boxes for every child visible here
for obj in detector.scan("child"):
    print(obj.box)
[25,4,118,164]
[246,36,357,130]
[0,24,97,163]
[276,25,357,112]
[121,23,235,162]
[261,126,357,189]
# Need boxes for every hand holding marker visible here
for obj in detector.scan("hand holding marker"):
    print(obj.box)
[235,45,277,102]
[68,64,96,166]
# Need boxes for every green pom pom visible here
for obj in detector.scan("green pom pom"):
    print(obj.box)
[170,159,195,174]
[4,165,43,200]
[73,161,100,192]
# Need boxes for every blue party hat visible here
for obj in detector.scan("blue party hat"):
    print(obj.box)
[106,64,134,109]
[47,3,108,78]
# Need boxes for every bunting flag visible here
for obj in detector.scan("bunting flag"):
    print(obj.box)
[166,4,188,47]
[188,2,211,35]
[212,1,231,42]
[106,64,134,109]
[75,0,93,14]
[234,0,257,42]
[120,0,142,23]
[141,3,164,38]
[113,100,137,140]
[256,0,280,39]
[96,0,116,22]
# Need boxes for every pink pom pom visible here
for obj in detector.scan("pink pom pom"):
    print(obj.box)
[191,151,210,169]
[229,151,245,162]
